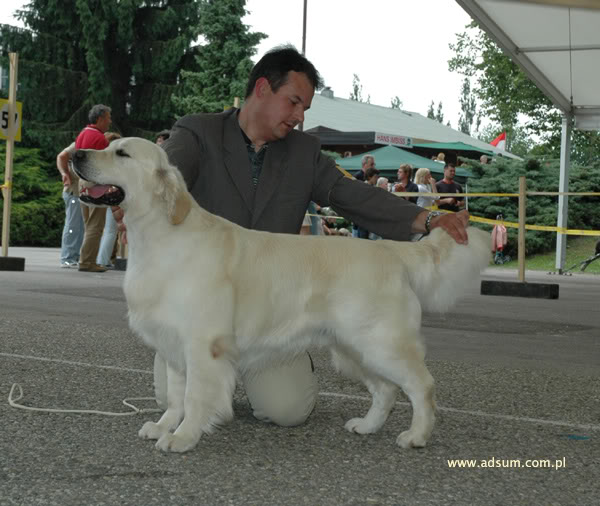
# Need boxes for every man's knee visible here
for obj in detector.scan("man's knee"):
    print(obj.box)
[243,353,318,427]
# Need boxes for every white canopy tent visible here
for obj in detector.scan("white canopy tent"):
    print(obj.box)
[455,0,600,272]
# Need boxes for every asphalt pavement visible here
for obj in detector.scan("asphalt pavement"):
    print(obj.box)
[1,247,598,506]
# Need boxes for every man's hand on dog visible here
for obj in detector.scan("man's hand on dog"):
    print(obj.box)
[417,209,470,245]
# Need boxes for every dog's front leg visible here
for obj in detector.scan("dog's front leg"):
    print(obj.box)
[139,362,185,440]
[156,337,236,453]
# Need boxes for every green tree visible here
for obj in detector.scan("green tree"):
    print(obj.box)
[468,157,600,257]
[0,144,63,246]
[172,0,266,115]
[448,22,556,134]
[426,100,445,123]
[448,22,600,164]
[0,0,203,157]
[427,100,435,120]
[390,95,403,109]
[458,77,477,135]
[349,73,370,103]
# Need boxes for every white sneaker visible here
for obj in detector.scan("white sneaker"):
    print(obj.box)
[60,261,78,268]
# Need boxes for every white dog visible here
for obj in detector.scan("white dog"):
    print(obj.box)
[73,137,490,453]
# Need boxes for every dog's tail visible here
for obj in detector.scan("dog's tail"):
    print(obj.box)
[407,227,491,313]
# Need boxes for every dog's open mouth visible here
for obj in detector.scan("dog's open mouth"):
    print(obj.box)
[79,184,125,206]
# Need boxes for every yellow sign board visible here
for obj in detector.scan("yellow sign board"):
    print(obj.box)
[0,99,23,142]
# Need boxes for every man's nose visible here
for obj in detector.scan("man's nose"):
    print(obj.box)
[294,105,305,123]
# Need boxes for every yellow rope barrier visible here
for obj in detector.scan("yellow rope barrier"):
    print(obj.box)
[305,207,600,237]
[392,191,600,197]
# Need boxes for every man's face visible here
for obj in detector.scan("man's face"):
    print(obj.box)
[258,71,314,142]
[363,157,375,170]
[97,111,112,133]
[445,166,456,180]
[397,169,408,181]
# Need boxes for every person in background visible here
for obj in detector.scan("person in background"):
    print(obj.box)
[155,130,171,145]
[414,168,439,209]
[56,142,83,268]
[376,176,389,190]
[359,168,380,239]
[96,132,122,268]
[353,154,375,182]
[75,104,112,273]
[394,164,418,204]
[436,162,465,213]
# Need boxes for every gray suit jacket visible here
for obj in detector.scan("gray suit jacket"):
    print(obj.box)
[163,108,422,240]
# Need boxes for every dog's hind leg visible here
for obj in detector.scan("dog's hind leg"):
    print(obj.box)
[156,336,237,453]
[363,338,436,449]
[139,361,185,441]
[331,348,397,434]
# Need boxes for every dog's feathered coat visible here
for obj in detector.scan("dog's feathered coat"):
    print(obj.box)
[73,137,491,453]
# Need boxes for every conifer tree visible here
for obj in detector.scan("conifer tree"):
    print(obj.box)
[0,0,203,155]
[172,0,265,114]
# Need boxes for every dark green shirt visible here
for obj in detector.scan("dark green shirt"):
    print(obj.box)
[240,127,268,188]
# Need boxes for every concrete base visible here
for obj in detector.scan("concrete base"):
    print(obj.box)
[481,280,559,299]
[0,256,25,271]
[114,258,127,271]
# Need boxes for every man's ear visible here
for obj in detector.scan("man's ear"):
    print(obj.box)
[154,167,192,225]
[255,77,271,98]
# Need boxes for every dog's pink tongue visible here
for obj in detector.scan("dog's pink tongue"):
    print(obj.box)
[88,185,112,198]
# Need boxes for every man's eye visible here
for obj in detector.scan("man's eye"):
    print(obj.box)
[116,149,130,157]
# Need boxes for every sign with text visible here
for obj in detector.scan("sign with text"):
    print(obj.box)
[0,99,22,142]
[374,132,412,148]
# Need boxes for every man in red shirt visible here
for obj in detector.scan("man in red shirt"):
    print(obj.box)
[75,104,112,272]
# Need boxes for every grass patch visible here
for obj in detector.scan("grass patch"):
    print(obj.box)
[491,236,600,274]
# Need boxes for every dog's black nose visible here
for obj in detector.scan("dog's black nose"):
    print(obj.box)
[73,150,86,161]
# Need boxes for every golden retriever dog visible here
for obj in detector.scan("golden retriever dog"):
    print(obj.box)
[72,138,490,453]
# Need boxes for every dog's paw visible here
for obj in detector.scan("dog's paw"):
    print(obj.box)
[155,433,198,453]
[396,430,428,449]
[139,421,168,440]
[344,417,379,434]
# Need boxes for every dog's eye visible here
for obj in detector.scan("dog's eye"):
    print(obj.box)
[116,149,130,158]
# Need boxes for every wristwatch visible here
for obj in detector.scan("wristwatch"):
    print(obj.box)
[424,212,441,234]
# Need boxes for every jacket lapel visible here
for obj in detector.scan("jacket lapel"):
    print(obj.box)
[251,139,289,228]
[222,111,255,213]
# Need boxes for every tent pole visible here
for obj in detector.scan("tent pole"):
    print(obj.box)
[555,114,572,274]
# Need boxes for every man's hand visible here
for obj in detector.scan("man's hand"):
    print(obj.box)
[112,206,127,244]
[413,209,470,244]
[61,172,72,187]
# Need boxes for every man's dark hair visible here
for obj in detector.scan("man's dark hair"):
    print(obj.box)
[156,129,171,142]
[245,45,324,98]
[365,168,380,180]
[444,162,456,170]
[88,104,111,124]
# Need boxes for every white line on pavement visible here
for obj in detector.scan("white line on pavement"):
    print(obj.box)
[3,352,598,432]
[319,392,600,432]
[0,352,152,375]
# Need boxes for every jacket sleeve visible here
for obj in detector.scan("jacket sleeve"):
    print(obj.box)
[162,115,204,191]
[310,150,423,241]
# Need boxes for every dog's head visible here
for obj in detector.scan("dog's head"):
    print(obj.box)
[72,137,192,225]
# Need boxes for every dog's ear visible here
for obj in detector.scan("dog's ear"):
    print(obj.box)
[154,167,192,225]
